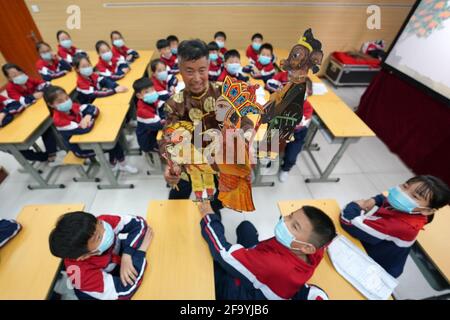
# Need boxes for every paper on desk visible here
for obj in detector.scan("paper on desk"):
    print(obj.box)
[312,82,328,95]
[256,86,268,105]
[327,235,398,300]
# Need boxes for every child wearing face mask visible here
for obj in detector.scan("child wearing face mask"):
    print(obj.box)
[214,31,228,59]
[149,59,178,102]
[36,41,72,81]
[246,33,263,65]
[217,49,249,82]
[133,77,165,153]
[250,43,276,83]
[341,175,450,278]
[49,211,152,300]
[208,41,223,82]
[198,201,336,300]
[56,30,85,65]
[110,30,140,63]
[95,40,130,81]
[156,39,179,75]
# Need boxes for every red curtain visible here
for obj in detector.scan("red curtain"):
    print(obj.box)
[357,69,450,185]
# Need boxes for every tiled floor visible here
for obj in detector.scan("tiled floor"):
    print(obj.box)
[0,79,445,299]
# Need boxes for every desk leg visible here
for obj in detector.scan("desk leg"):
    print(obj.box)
[119,130,141,156]
[6,144,65,190]
[92,143,134,190]
[253,160,275,187]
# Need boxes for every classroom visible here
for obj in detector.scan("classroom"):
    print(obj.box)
[0,0,449,304]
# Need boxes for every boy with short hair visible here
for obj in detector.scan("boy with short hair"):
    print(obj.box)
[156,39,179,74]
[214,31,227,59]
[246,33,263,64]
[208,41,223,81]
[166,35,179,56]
[217,49,249,82]
[250,43,276,83]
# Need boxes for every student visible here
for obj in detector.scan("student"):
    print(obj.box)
[110,30,140,63]
[36,41,72,81]
[278,78,313,183]
[56,30,85,65]
[266,69,289,93]
[133,77,165,153]
[0,94,25,127]
[0,220,21,248]
[341,175,450,278]
[166,35,179,56]
[149,59,177,102]
[199,201,336,300]
[49,211,152,300]
[250,43,276,83]
[246,33,263,65]
[214,31,227,59]
[156,39,179,74]
[95,40,130,81]
[74,53,127,105]
[208,41,223,82]
[2,63,59,164]
[45,85,137,173]
[217,49,249,82]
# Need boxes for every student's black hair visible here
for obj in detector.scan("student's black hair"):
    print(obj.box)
[150,58,165,73]
[156,39,170,50]
[302,205,336,248]
[207,41,219,52]
[95,40,110,53]
[56,30,70,41]
[166,35,179,43]
[49,211,98,259]
[43,85,67,106]
[251,33,263,41]
[72,53,91,69]
[178,39,209,62]
[36,41,51,52]
[110,30,123,40]
[224,49,240,62]
[214,31,227,40]
[259,43,273,55]
[2,63,24,78]
[133,77,153,94]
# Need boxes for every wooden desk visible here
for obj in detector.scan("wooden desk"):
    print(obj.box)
[0,203,85,300]
[278,199,366,300]
[133,200,215,300]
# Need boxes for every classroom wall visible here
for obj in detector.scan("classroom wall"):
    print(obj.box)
[0,52,7,87]
[24,0,414,70]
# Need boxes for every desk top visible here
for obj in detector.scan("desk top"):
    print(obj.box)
[133,200,215,300]
[0,203,85,300]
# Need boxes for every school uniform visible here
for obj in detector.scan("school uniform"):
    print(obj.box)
[217,68,249,82]
[0,95,25,127]
[136,99,164,152]
[201,215,328,300]
[0,220,21,248]
[245,45,259,65]
[150,75,173,103]
[36,57,72,81]
[95,56,129,81]
[251,60,276,83]
[219,47,227,59]
[57,45,84,64]
[76,72,118,104]
[265,70,289,93]
[208,59,223,82]
[160,54,179,74]
[340,194,429,278]
[64,214,148,300]
[112,45,139,63]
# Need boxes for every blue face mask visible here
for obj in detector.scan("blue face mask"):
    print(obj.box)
[156,71,168,82]
[80,66,93,77]
[12,74,28,85]
[41,52,53,61]
[226,63,241,75]
[60,39,72,49]
[113,39,124,48]
[96,221,115,255]
[258,55,271,65]
[143,91,159,104]
[252,42,261,51]
[216,40,225,49]
[274,217,313,251]
[209,53,218,61]
[387,186,422,214]
[171,47,178,55]
[101,51,113,62]
[56,99,72,113]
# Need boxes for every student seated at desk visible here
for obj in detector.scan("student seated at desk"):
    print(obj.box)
[49,211,152,300]
[166,35,179,58]
[149,59,178,102]
[36,41,72,81]
[156,39,179,75]
[110,30,140,63]
[208,41,223,82]
[265,70,289,93]
[0,94,25,127]
[133,77,165,153]
[214,31,227,59]
[246,33,263,65]
[56,30,85,65]
[217,49,249,82]
[198,201,336,300]
[0,219,21,248]
[247,43,276,83]
[45,85,138,173]
[74,54,128,105]
[95,40,130,81]
[341,175,450,278]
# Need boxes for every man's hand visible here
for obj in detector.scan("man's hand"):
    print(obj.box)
[164,163,181,186]
[354,198,376,211]
[197,200,214,218]
[138,226,154,252]
[120,254,138,286]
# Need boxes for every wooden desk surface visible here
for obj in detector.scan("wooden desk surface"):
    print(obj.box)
[0,203,85,300]
[417,205,450,282]
[133,200,215,300]
[278,199,366,300]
